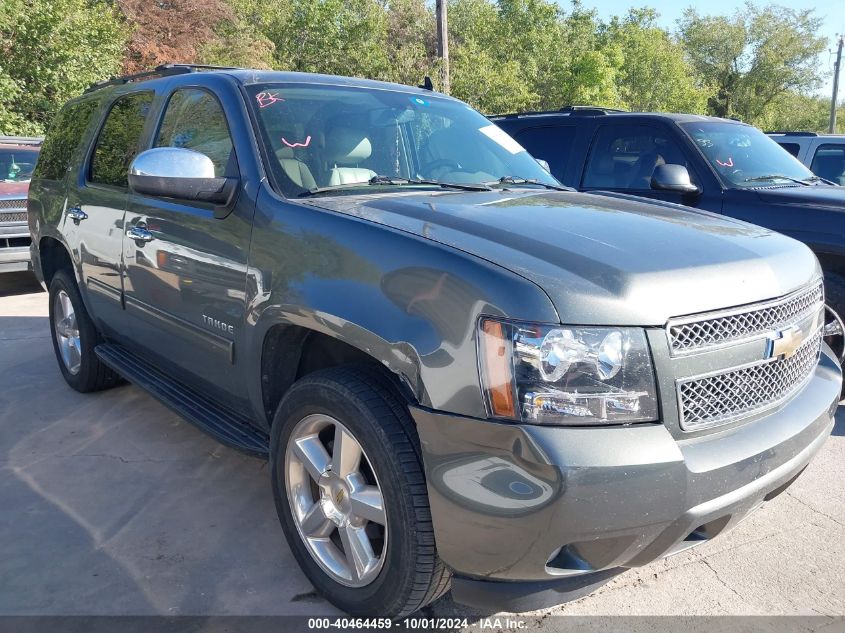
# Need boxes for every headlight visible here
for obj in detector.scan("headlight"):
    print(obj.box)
[478,319,658,426]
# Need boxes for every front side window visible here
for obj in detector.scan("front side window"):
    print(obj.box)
[156,89,235,177]
[582,124,694,190]
[34,99,99,181]
[246,83,558,197]
[89,91,154,188]
[810,144,845,185]
[681,121,816,188]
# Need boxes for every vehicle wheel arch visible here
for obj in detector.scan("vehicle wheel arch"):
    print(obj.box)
[39,235,76,286]
[258,321,424,427]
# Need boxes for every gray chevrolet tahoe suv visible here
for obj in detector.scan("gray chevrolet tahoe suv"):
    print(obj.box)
[28,65,842,617]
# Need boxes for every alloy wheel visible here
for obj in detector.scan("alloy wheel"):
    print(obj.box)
[285,414,388,587]
[53,289,81,375]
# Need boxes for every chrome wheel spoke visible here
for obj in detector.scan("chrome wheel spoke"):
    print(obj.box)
[300,502,335,538]
[332,425,362,478]
[285,414,387,588]
[293,435,331,482]
[339,524,376,582]
[350,486,386,525]
[53,290,82,375]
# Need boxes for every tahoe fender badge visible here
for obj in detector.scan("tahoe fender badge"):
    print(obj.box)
[202,314,235,335]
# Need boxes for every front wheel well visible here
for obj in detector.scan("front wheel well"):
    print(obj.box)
[260,325,414,424]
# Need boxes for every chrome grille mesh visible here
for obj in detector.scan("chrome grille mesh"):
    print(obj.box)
[0,199,26,210]
[0,211,27,223]
[678,329,822,431]
[668,283,824,355]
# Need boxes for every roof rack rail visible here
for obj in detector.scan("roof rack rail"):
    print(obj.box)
[765,131,818,136]
[84,63,244,94]
[491,105,626,118]
[559,105,626,115]
[0,135,43,145]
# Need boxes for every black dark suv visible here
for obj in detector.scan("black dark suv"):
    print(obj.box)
[493,108,845,348]
[27,68,841,618]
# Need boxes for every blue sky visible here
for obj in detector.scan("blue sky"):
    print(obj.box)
[568,0,843,98]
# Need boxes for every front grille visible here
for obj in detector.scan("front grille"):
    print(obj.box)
[0,198,26,211]
[0,211,27,223]
[678,328,822,431]
[668,283,824,355]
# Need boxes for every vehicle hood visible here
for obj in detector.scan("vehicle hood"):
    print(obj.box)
[0,181,29,198]
[754,184,845,209]
[302,189,820,326]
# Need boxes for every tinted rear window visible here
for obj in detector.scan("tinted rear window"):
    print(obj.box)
[513,125,577,181]
[90,91,154,188]
[777,142,801,157]
[34,100,100,181]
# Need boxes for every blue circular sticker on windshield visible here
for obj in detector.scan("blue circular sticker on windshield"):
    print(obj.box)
[410,96,429,107]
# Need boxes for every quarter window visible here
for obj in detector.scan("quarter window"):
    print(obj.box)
[777,142,801,158]
[810,144,845,185]
[583,125,694,190]
[155,89,235,177]
[35,99,100,181]
[89,92,154,188]
[514,125,577,182]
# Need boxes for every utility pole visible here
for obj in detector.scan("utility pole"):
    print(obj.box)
[436,0,450,94]
[830,35,843,134]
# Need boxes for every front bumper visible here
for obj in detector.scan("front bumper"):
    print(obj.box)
[411,346,841,611]
[0,222,32,273]
[0,245,32,273]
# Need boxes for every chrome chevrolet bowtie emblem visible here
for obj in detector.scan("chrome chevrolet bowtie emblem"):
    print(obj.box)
[766,324,804,360]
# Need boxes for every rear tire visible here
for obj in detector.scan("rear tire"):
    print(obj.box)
[48,269,120,393]
[270,366,450,618]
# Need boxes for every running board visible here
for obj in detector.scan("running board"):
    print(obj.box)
[95,343,269,457]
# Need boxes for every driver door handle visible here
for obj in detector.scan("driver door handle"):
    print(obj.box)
[66,207,87,223]
[126,226,154,243]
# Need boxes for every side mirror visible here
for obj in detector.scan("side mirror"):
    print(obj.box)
[128,148,238,217]
[650,164,700,194]
[536,158,551,173]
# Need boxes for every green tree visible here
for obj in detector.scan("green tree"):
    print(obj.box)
[0,0,127,135]
[601,8,708,113]
[678,2,826,122]
[231,0,390,80]
[448,0,621,113]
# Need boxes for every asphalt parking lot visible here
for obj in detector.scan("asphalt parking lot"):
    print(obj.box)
[1,270,843,621]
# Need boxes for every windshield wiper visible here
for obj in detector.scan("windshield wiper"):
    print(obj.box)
[802,175,836,185]
[742,174,811,186]
[300,175,492,196]
[487,176,571,191]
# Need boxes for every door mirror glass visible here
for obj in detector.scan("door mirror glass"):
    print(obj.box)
[650,163,700,194]
[128,147,237,207]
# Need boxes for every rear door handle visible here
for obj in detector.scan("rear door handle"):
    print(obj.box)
[126,226,154,243]
[66,207,87,223]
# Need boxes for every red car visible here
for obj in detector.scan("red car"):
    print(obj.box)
[0,136,41,273]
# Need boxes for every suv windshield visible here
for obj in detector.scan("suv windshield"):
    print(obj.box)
[680,121,816,188]
[247,83,557,197]
[0,147,40,183]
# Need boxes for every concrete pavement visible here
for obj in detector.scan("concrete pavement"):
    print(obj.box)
[1,271,842,620]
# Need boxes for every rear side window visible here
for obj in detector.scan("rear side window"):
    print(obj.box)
[810,144,845,185]
[777,142,801,157]
[155,89,235,177]
[514,125,577,181]
[34,100,100,181]
[89,91,154,188]
[583,124,694,190]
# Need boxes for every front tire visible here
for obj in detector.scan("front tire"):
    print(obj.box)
[48,269,119,392]
[270,366,450,618]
